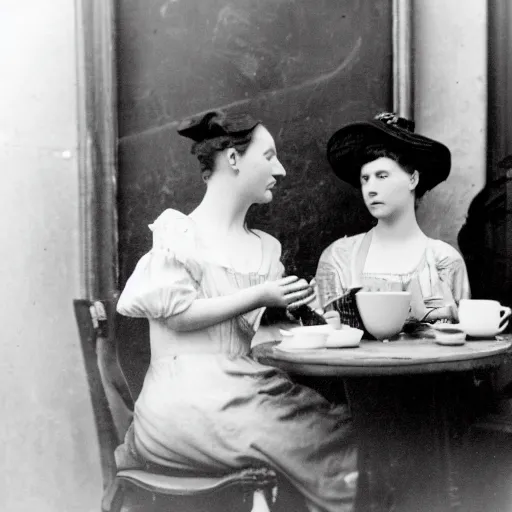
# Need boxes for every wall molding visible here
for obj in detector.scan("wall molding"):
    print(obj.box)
[487,0,512,301]
[488,0,512,175]
[75,0,118,299]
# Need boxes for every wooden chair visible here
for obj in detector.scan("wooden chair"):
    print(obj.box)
[73,298,278,512]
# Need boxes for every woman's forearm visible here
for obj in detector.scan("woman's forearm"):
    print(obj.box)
[166,285,264,332]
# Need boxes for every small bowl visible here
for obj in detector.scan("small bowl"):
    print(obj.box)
[435,334,466,346]
[356,291,411,340]
[325,326,363,348]
[424,323,467,346]
[278,325,333,350]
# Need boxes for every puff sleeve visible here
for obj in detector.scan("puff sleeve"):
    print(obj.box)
[117,210,203,319]
[435,246,471,304]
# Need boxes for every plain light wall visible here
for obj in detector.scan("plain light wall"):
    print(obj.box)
[414,0,487,248]
[0,2,101,512]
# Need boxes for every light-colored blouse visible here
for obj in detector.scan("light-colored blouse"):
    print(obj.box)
[316,231,470,326]
[117,208,285,359]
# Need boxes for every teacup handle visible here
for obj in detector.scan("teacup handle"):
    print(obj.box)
[498,306,512,333]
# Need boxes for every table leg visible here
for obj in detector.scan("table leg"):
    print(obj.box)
[345,374,470,512]
[432,375,467,512]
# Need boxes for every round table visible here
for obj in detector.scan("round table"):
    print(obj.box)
[253,336,512,512]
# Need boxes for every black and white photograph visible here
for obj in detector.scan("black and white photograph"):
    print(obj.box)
[2,1,512,511]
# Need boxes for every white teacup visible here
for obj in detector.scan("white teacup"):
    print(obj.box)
[458,299,512,338]
[355,291,411,340]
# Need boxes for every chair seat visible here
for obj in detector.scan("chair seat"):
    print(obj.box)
[116,467,278,496]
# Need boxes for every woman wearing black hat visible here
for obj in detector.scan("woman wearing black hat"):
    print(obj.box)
[116,110,357,512]
[316,112,470,330]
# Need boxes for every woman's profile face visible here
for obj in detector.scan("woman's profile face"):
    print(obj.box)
[360,156,416,219]
[236,125,286,204]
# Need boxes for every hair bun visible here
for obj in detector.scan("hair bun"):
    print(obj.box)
[177,110,260,143]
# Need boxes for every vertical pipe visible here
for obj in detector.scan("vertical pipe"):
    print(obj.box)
[393,0,414,120]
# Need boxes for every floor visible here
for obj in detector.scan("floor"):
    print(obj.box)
[460,428,512,512]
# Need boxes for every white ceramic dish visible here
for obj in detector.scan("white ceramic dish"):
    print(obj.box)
[426,323,467,346]
[459,299,511,337]
[278,325,333,350]
[325,327,364,348]
[434,335,466,346]
[275,343,326,353]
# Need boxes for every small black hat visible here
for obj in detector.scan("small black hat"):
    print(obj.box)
[177,110,260,143]
[326,112,451,192]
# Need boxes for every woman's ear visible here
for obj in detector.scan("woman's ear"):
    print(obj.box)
[409,170,420,192]
[226,148,238,173]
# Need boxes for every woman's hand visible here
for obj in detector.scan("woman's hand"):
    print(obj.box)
[258,276,314,308]
[422,304,459,324]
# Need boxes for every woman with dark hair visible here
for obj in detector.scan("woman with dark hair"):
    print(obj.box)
[316,112,470,330]
[116,110,356,512]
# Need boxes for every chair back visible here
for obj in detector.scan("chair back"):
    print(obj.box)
[73,299,121,488]
[73,298,151,486]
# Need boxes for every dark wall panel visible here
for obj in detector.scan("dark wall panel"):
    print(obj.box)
[117,0,392,285]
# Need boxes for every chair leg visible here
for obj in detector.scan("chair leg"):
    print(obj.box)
[251,489,272,512]
[101,479,125,512]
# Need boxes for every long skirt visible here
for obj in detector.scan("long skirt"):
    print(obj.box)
[123,354,357,512]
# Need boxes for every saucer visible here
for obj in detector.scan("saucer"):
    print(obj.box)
[275,342,326,353]
[325,327,363,348]
[326,340,361,349]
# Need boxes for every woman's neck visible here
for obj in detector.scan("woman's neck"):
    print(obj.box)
[190,181,250,234]
[373,207,425,243]
[364,206,427,275]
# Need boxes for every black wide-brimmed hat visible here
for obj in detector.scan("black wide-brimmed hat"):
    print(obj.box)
[326,112,451,193]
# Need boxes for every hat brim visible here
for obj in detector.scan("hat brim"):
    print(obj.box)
[326,120,451,192]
